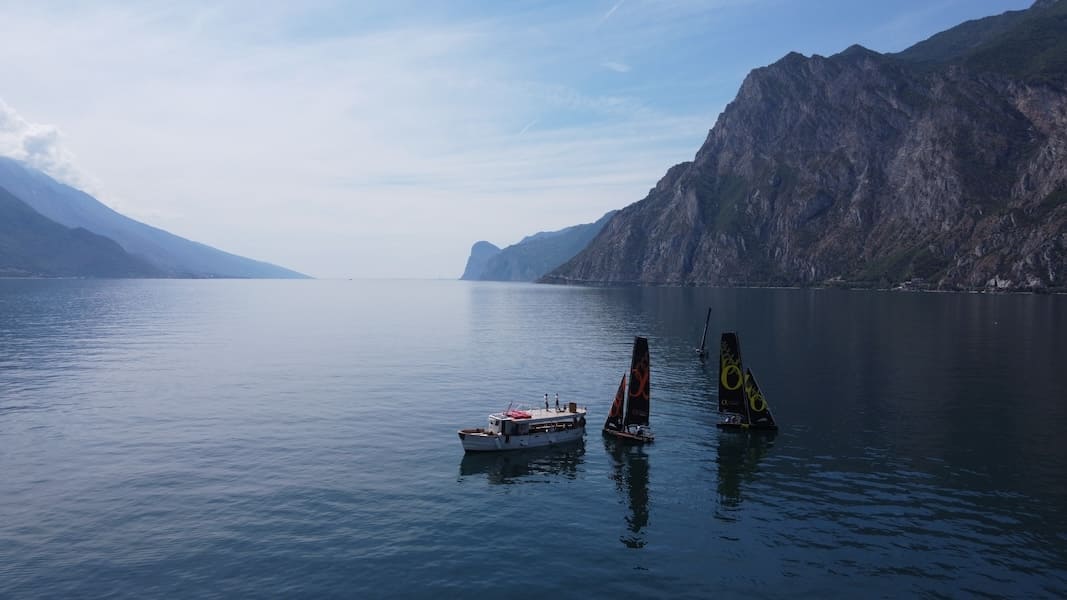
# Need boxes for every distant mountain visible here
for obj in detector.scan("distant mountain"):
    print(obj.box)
[462,211,617,282]
[0,158,307,278]
[544,0,1067,291]
[460,241,501,280]
[0,185,160,277]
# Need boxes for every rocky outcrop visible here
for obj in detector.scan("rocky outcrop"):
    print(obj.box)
[462,212,616,281]
[460,241,501,280]
[543,0,1067,291]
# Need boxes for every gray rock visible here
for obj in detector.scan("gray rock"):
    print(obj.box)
[544,1,1067,292]
[460,241,501,280]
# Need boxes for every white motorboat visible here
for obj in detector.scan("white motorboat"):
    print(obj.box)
[458,401,587,452]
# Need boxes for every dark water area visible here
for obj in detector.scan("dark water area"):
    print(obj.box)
[1,279,1065,598]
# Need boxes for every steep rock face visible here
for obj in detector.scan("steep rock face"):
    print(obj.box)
[461,212,616,281]
[545,1,1067,291]
[459,241,501,280]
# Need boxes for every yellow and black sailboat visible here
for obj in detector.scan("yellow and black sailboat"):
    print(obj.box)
[717,332,778,431]
[603,336,655,443]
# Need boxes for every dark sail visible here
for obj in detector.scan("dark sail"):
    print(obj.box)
[719,333,746,416]
[604,374,627,431]
[625,336,650,426]
[743,368,778,429]
[697,307,712,355]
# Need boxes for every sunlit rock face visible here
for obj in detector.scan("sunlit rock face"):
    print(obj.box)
[545,1,1067,291]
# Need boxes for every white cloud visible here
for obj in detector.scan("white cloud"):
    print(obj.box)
[602,61,632,73]
[0,98,97,193]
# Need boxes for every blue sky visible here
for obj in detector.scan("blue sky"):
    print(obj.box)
[0,0,1034,278]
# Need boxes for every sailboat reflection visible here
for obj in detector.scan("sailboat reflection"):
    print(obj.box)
[715,431,776,511]
[459,443,585,484]
[604,438,650,548]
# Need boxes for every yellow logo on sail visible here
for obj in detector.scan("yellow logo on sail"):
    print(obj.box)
[721,365,742,390]
[720,341,742,391]
[744,372,767,413]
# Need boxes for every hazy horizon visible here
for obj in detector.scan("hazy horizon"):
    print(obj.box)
[0,0,1033,278]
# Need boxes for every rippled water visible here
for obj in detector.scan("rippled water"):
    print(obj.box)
[1,279,1065,597]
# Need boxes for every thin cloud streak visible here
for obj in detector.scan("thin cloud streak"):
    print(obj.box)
[599,0,626,25]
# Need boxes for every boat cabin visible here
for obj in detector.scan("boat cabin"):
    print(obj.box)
[485,407,585,436]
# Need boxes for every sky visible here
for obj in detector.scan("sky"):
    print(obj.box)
[0,0,1034,279]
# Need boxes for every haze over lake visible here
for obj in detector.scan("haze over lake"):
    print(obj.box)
[1,279,1065,597]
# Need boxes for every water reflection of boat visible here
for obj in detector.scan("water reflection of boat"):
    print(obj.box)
[716,431,776,510]
[458,442,585,484]
[604,438,650,548]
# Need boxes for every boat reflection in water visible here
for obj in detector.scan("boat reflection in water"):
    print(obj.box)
[604,438,650,548]
[459,442,585,485]
[715,431,776,513]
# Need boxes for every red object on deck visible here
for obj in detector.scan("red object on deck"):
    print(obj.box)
[504,409,532,419]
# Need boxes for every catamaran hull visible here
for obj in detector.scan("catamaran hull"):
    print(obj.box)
[716,422,778,431]
[459,427,586,452]
[602,428,654,443]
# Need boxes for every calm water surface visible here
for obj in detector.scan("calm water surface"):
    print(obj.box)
[1,279,1065,598]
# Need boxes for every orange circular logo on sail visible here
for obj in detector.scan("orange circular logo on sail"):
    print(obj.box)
[630,362,650,400]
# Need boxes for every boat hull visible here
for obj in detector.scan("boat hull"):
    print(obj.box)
[716,422,778,432]
[602,427,654,444]
[459,426,586,452]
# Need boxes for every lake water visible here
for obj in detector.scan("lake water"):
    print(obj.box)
[1,279,1065,598]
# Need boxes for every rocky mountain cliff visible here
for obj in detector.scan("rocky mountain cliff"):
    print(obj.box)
[462,211,616,281]
[544,0,1067,291]
[460,241,501,280]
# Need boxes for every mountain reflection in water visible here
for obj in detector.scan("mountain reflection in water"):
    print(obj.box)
[604,438,650,549]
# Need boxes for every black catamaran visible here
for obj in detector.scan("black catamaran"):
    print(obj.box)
[695,307,712,359]
[604,336,655,443]
[717,332,778,431]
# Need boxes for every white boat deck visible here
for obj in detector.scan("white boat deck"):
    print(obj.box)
[491,407,587,424]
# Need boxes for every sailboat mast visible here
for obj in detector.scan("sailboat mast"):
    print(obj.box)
[621,381,630,426]
[699,307,711,353]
